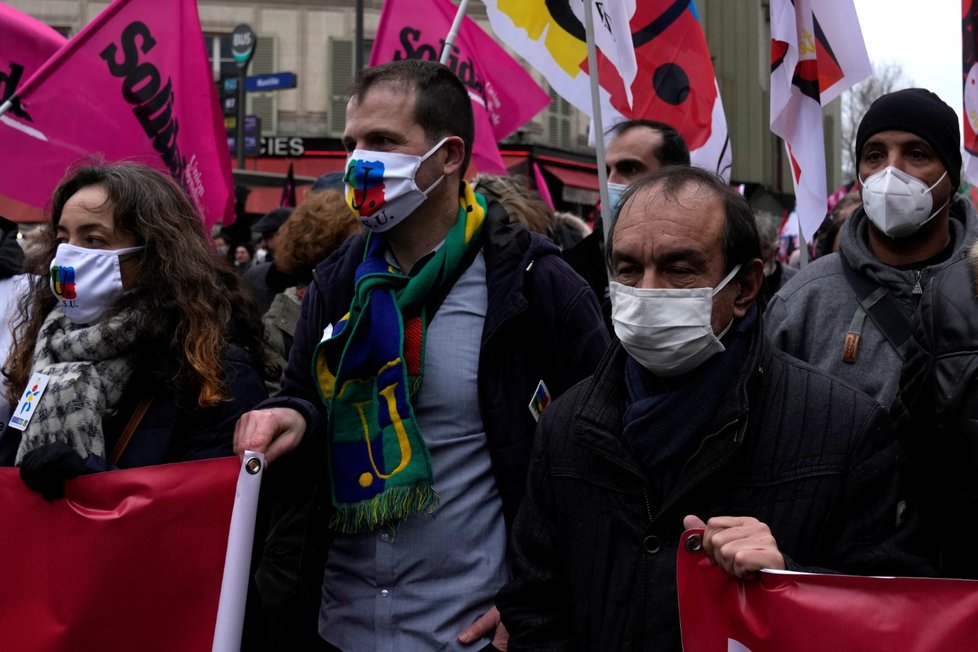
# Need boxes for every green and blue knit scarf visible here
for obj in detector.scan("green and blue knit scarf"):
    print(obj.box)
[313,182,488,533]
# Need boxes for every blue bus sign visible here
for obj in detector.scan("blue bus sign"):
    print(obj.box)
[245,72,298,92]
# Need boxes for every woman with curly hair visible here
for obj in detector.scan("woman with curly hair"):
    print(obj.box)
[263,189,362,394]
[0,161,268,497]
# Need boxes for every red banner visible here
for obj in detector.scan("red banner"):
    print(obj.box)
[677,530,978,651]
[0,457,240,652]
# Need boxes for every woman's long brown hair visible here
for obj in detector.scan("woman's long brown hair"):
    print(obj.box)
[5,161,265,407]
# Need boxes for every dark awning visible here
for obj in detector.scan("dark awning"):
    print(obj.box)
[540,163,599,191]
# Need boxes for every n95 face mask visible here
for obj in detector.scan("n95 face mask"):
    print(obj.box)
[860,166,949,238]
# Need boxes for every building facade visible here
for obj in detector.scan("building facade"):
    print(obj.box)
[7,0,844,220]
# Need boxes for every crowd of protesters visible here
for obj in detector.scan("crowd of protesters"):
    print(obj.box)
[2,58,978,650]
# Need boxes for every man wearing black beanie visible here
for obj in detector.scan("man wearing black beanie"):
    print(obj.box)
[764,88,977,408]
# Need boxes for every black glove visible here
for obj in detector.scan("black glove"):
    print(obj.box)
[20,442,91,500]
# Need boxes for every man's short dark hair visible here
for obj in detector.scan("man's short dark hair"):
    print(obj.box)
[610,119,691,167]
[350,60,475,170]
[606,166,760,274]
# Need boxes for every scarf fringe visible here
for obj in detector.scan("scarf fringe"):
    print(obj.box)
[329,483,440,534]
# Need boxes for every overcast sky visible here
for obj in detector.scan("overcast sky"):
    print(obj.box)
[852,0,962,122]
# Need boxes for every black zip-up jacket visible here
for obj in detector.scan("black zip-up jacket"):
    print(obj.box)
[895,241,978,578]
[0,219,24,280]
[498,317,929,651]
[252,204,609,648]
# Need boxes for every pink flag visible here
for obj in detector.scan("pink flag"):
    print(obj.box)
[369,0,550,175]
[678,529,978,650]
[0,3,66,213]
[770,0,871,242]
[0,456,262,651]
[0,0,235,229]
[0,3,65,82]
[533,161,555,211]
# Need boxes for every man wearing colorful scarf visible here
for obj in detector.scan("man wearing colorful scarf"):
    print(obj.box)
[235,60,609,651]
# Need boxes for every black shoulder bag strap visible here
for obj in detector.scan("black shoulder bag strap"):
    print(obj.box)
[838,249,913,363]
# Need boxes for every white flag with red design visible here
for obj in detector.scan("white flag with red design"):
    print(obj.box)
[770,0,871,242]
[963,0,978,186]
[483,0,732,179]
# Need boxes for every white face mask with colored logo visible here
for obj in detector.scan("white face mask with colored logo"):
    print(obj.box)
[860,166,949,238]
[49,243,143,325]
[344,137,449,233]
[610,265,741,378]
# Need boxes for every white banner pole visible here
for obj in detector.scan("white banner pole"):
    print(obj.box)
[211,451,264,652]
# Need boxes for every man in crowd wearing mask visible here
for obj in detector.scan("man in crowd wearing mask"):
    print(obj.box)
[605,119,691,208]
[754,209,795,306]
[245,207,298,312]
[563,119,690,329]
[233,60,608,651]
[496,166,928,650]
[765,88,978,406]
[0,216,26,427]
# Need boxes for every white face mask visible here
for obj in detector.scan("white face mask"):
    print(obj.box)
[606,182,629,215]
[344,137,449,233]
[49,243,143,325]
[610,264,741,378]
[860,166,949,238]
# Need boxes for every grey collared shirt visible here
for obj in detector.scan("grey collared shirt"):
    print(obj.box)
[320,251,510,651]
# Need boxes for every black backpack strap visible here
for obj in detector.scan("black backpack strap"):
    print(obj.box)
[838,249,913,361]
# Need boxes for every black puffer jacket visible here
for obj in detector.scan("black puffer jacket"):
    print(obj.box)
[894,241,978,578]
[253,203,609,648]
[499,317,929,651]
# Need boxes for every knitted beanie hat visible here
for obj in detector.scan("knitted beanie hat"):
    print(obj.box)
[855,88,961,189]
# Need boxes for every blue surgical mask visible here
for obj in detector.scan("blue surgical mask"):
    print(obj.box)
[607,182,629,215]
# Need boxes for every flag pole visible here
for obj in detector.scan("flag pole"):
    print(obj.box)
[797,216,809,266]
[583,0,613,243]
[440,0,471,65]
[355,0,365,72]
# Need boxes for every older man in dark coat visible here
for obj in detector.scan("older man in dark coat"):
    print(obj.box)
[497,166,929,651]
